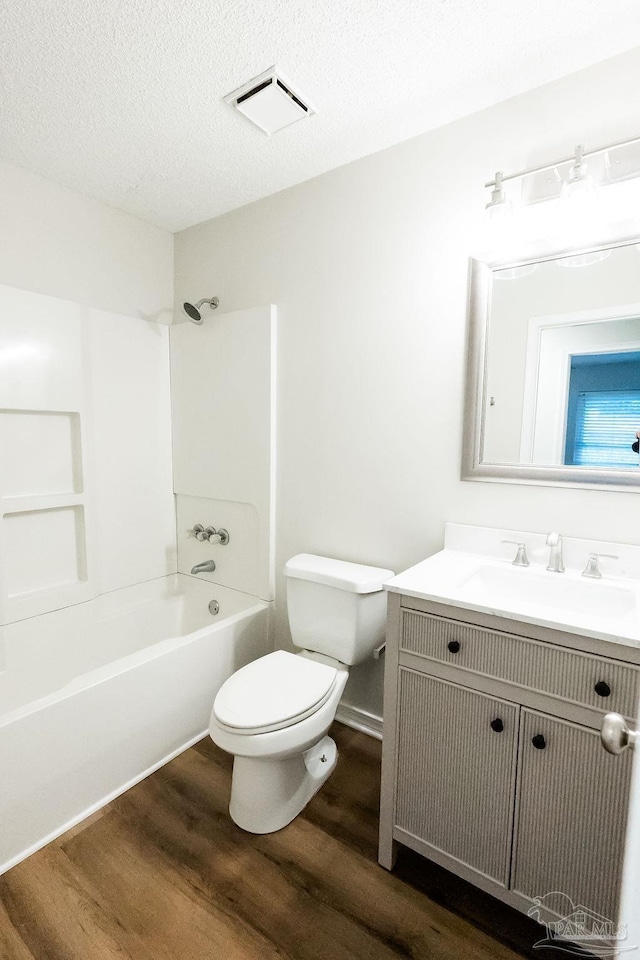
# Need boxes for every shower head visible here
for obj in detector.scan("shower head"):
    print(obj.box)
[183,296,219,324]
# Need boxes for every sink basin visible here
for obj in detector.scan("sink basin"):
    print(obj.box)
[458,564,637,621]
[384,526,640,645]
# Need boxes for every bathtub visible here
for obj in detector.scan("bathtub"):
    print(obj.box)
[0,574,270,874]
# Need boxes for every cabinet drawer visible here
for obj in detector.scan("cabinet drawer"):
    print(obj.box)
[401,610,639,717]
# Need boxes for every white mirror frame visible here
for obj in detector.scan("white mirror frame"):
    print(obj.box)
[462,239,640,491]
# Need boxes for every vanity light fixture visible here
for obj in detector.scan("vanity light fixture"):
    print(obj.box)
[556,144,601,243]
[561,145,598,205]
[481,171,517,256]
[484,134,640,200]
[482,132,640,255]
[484,171,514,220]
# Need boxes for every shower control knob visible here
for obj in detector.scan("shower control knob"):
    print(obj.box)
[205,527,230,545]
[192,524,207,541]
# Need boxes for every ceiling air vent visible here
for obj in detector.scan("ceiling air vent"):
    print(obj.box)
[224,67,314,135]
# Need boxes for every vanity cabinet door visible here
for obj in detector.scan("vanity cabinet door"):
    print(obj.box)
[512,709,632,922]
[395,668,519,887]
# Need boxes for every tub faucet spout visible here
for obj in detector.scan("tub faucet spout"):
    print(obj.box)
[191,560,216,575]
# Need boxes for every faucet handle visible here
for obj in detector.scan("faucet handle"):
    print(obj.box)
[582,552,619,579]
[205,526,230,545]
[501,540,530,567]
[192,524,230,545]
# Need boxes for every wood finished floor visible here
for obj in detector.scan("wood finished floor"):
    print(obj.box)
[0,723,559,960]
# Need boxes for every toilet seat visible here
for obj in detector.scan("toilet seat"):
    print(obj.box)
[213,650,338,735]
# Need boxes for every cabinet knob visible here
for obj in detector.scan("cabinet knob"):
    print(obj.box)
[490,718,504,733]
[594,681,611,698]
[532,734,546,750]
[447,640,461,654]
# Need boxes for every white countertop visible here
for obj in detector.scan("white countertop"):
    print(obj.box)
[384,524,640,650]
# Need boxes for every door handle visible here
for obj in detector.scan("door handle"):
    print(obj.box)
[600,713,638,755]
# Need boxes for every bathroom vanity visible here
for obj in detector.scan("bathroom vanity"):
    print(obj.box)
[379,524,640,927]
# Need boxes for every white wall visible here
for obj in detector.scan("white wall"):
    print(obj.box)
[175,48,640,721]
[0,159,173,321]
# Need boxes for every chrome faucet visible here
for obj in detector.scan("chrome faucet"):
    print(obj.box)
[582,552,618,579]
[192,524,230,545]
[191,560,216,575]
[546,532,564,573]
[502,540,530,567]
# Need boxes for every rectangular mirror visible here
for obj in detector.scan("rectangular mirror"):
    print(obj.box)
[463,237,640,489]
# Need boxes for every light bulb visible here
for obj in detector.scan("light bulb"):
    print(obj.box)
[561,171,598,208]
[485,171,513,217]
[481,171,516,258]
[557,145,600,243]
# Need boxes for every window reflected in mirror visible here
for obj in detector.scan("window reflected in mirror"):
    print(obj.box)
[564,352,640,468]
[481,242,640,472]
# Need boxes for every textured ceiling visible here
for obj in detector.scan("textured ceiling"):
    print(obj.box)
[2,0,640,231]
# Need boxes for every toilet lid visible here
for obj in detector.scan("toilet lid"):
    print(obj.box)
[213,650,338,735]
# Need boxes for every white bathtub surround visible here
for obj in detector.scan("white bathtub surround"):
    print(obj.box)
[0,575,270,875]
[0,270,274,869]
[0,284,176,625]
[171,304,277,600]
[89,308,175,594]
[176,494,268,594]
[0,285,93,622]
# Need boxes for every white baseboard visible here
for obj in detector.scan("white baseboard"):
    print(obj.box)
[335,703,383,740]
[3,710,383,878]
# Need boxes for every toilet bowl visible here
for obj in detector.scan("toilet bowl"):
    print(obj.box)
[210,650,349,833]
[209,554,393,834]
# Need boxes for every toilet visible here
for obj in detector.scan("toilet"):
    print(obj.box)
[209,553,394,834]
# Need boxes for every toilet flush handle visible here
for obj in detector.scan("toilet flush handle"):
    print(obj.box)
[373,642,386,660]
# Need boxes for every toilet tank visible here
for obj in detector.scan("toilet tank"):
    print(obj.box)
[284,554,395,665]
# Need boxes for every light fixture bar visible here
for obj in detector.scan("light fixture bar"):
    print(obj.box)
[484,132,640,188]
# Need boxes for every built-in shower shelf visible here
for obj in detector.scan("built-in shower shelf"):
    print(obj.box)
[0,409,83,499]
[0,500,91,623]
[0,407,90,624]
